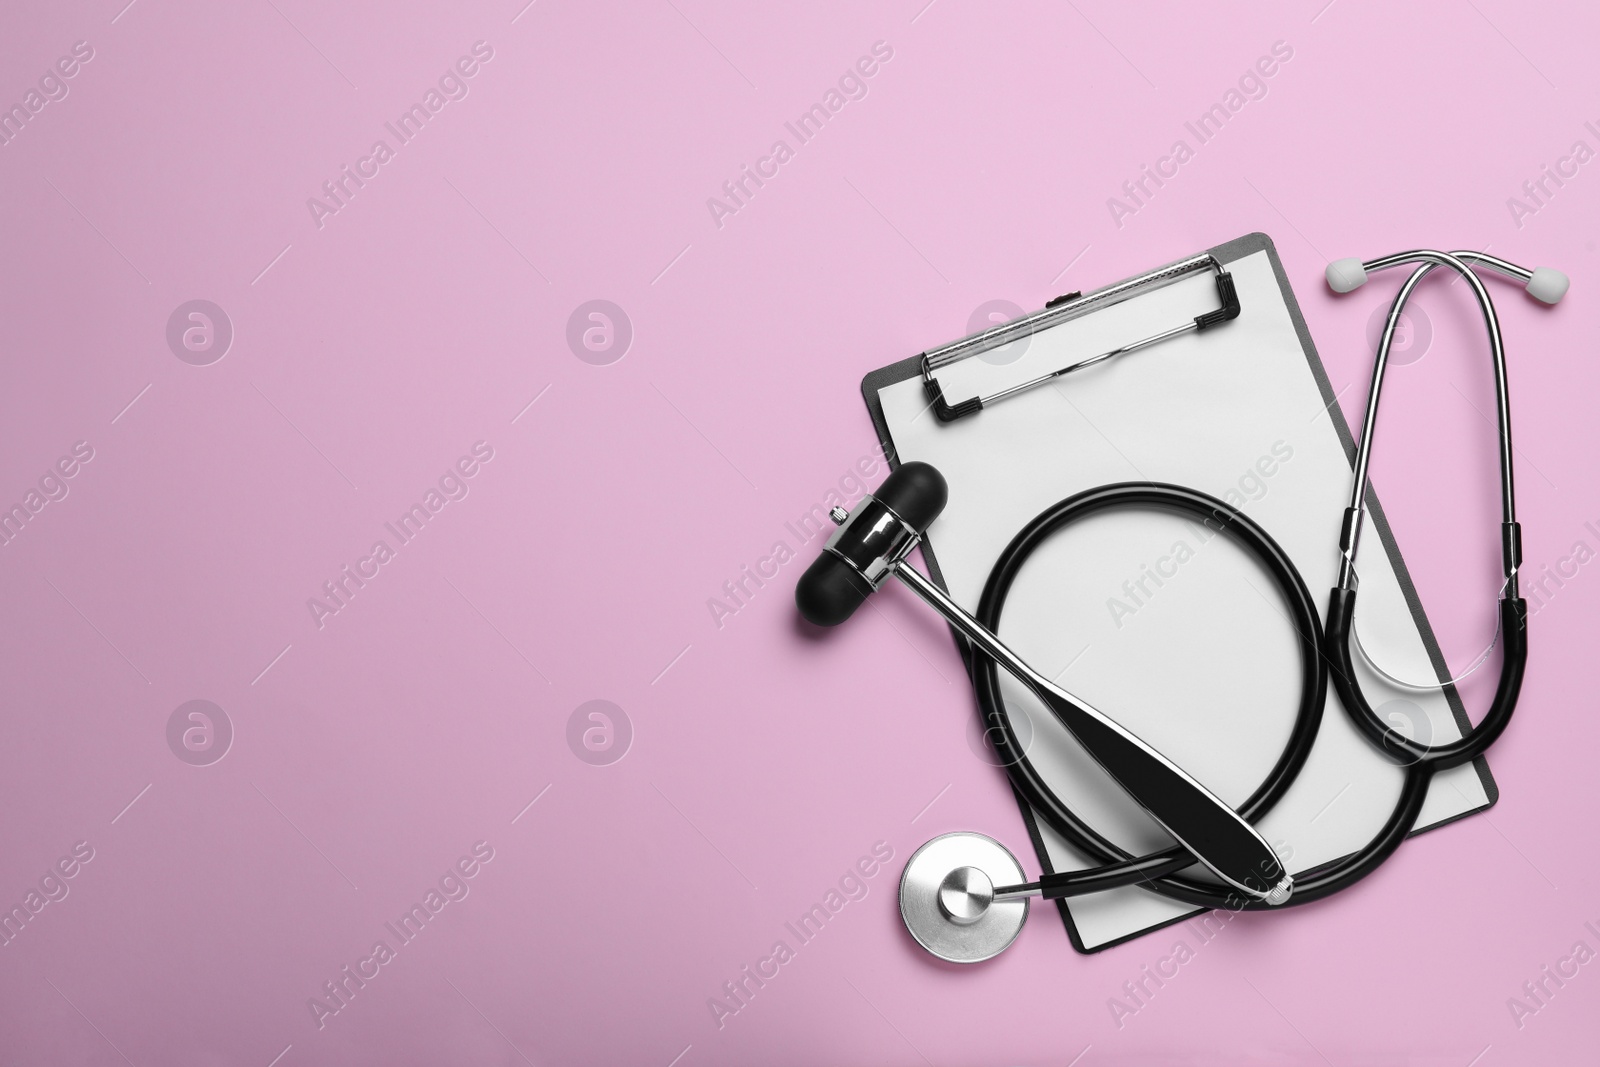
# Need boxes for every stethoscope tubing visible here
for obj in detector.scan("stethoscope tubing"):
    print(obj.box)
[966,482,1331,909]
[967,253,1534,909]
[1346,251,1519,536]
[1327,250,1529,774]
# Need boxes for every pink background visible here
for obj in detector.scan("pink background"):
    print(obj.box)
[1,0,1597,1064]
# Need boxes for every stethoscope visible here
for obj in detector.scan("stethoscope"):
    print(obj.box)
[796,248,1565,963]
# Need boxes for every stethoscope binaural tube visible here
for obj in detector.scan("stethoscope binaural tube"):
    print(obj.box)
[795,246,1563,961]
[1326,249,1559,596]
[978,249,1561,915]
[1321,249,1561,770]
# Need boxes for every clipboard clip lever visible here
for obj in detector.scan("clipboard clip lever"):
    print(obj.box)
[920,253,1241,423]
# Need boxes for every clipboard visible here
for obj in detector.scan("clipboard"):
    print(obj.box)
[860,232,1497,953]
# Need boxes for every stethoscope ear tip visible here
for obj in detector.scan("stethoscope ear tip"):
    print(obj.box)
[1330,254,1567,304]
[1527,266,1570,305]
[1325,257,1369,294]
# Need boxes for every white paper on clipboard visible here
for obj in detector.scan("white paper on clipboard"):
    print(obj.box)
[871,237,1495,952]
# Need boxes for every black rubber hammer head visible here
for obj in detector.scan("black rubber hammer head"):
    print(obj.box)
[795,461,948,626]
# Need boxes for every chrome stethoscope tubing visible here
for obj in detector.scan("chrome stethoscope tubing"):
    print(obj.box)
[1322,249,1563,768]
[794,247,1564,964]
[1334,250,1539,597]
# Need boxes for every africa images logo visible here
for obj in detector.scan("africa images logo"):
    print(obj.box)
[306,442,495,630]
[0,441,94,550]
[0,40,94,150]
[704,41,894,230]
[305,42,495,230]
[706,841,894,1030]
[1105,40,1294,228]
[306,842,496,1030]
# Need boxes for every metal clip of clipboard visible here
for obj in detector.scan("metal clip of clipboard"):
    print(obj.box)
[921,252,1241,422]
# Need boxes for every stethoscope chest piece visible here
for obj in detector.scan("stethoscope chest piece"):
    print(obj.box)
[899,832,1028,963]
[800,246,1553,963]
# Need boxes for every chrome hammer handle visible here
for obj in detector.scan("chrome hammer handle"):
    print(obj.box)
[893,564,1291,905]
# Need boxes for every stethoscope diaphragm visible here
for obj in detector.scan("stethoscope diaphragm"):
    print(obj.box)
[899,832,1029,963]
[804,246,1552,963]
